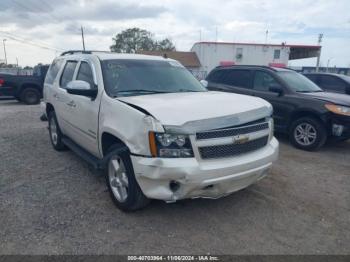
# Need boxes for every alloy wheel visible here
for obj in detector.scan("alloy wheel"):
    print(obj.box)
[108,156,129,203]
[294,123,317,146]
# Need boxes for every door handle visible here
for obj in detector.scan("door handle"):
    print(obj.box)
[53,93,59,100]
[66,100,76,108]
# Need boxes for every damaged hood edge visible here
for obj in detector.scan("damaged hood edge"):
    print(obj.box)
[117,91,272,133]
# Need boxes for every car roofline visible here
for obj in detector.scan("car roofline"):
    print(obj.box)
[60,50,178,62]
[214,65,293,72]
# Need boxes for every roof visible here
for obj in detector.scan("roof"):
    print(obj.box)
[192,42,321,60]
[137,51,201,67]
[304,72,341,76]
[215,64,292,72]
[193,41,321,49]
[60,51,177,62]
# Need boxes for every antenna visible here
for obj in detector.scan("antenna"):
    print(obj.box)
[81,26,86,51]
[316,33,323,72]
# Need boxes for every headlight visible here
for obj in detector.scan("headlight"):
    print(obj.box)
[149,132,194,158]
[325,104,350,116]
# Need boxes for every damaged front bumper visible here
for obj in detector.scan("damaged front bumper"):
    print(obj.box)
[131,137,279,202]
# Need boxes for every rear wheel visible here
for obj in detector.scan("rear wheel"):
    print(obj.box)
[48,111,66,151]
[20,88,40,105]
[289,117,327,151]
[106,147,150,211]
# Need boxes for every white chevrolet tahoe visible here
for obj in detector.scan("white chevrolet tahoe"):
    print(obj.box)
[42,50,279,211]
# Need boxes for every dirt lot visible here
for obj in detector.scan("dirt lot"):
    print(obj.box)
[0,99,349,255]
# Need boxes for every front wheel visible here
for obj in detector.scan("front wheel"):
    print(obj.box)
[289,117,327,151]
[106,149,150,211]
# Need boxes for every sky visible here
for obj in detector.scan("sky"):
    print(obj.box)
[0,0,349,67]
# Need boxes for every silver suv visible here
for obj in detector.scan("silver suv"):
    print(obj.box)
[42,50,279,211]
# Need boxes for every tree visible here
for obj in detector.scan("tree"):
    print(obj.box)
[110,28,175,53]
[155,38,175,51]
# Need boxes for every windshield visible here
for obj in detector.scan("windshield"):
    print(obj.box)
[101,59,207,97]
[278,71,322,93]
[338,74,350,83]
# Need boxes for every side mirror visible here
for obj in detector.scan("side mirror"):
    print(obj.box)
[200,80,208,88]
[66,80,97,98]
[269,84,284,96]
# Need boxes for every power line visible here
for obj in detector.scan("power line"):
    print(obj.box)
[0,31,62,51]
[0,31,63,52]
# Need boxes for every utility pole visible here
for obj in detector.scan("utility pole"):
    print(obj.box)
[265,30,269,44]
[16,57,19,75]
[316,33,323,72]
[81,26,86,51]
[3,39,7,65]
[326,58,332,72]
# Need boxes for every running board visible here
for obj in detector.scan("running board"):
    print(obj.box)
[62,137,102,169]
[61,137,128,170]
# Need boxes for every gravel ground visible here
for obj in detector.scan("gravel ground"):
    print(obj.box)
[0,100,349,255]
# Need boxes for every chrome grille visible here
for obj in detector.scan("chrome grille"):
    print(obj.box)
[196,121,269,140]
[198,136,269,159]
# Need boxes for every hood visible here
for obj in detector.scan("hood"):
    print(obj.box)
[301,92,350,106]
[117,91,272,129]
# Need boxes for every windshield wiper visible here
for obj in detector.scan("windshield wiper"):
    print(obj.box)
[296,90,323,93]
[174,89,205,93]
[116,89,171,94]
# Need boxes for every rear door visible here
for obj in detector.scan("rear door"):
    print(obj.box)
[54,60,79,137]
[207,69,254,96]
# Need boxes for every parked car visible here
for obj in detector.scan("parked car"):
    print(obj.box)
[204,66,350,151]
[0,64,49,104]
[304,73,350,95]
[42,50,279,211]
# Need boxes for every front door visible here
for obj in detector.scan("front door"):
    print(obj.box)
[251,70,291,131]
[64,60,101,157]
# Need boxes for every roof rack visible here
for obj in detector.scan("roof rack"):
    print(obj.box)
[60,50,111,56]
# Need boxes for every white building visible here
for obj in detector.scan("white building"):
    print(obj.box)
[191,42,321,77]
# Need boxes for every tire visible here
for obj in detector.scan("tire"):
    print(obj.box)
[20,88,40,105]
[106,146,150,211]
[289,117,327,151]
[48,111,66,151]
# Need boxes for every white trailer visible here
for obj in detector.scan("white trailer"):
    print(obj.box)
[191,42,320,77]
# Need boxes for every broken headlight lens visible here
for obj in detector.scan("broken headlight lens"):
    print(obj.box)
[149,132,194,158]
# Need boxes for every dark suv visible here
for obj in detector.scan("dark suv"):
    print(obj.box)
[304,73,350,95]
[205,66,350,151]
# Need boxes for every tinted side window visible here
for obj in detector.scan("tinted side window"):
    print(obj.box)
[318,75,347,93]
[221,70,251,88]
[45,59,64,85]
[76,62,95,89]
[60,61,78,88]
[253,71,280,92]
[207,70,225,83]
[304,74,318,83]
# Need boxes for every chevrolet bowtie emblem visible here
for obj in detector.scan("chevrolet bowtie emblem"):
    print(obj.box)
[233,135,249,144]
